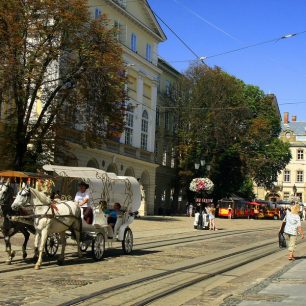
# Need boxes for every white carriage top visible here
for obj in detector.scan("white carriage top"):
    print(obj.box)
[43,165,141,213]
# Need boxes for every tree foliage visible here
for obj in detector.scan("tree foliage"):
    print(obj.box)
[0,0,126,170]
[170,64,291,201]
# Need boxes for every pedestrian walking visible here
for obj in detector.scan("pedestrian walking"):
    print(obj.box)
[188,203,193,217]
[284,204,304,260]
[302,205,306,221]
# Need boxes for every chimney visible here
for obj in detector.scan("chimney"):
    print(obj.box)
[284,112,289,124]
[292,115,297,122]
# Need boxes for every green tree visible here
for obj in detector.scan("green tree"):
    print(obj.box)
[171,64,290,202]
[0,0,126,170]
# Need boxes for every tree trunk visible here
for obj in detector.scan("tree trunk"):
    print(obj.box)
[14,136,27,170]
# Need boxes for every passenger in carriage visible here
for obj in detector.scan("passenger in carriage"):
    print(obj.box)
[107,202,121,228]
[74,182,93,224]
[100,200,110,214]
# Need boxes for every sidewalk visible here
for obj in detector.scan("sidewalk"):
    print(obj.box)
[238,259,306,306]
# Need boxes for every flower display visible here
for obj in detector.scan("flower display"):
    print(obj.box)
[189,177,214,193]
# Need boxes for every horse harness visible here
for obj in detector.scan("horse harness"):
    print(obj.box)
[19,191,80,230]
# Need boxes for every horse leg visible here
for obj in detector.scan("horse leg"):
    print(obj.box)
[74,226,82,258]
[4,235,15,265]
[57,232,66,265]
[22,229,30,259]
[33,233,40,260]
[35,229,48,270]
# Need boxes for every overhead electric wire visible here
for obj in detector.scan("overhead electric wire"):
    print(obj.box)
[150,10,203,62]
[169,30,306,63]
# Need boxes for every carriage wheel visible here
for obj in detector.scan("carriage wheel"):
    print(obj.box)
[45,233,59,258]
[92,233,105,261]
[122,228,133,254]
[80,241,89,252]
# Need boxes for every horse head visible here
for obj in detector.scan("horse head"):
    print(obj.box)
[12,185,31,211]
[0,179,13,206]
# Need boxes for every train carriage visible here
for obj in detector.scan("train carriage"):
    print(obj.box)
[218,197,249,218]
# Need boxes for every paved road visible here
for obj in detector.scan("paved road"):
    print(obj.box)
[0,217,283,305]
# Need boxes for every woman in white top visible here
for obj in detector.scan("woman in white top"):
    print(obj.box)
[284,204,304,260]
[74,182,93,224]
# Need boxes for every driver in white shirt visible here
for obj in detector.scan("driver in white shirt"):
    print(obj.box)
[74,182,93,224]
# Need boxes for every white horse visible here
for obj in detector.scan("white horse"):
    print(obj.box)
[12,187,82,270]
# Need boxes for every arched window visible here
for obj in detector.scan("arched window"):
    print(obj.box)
[125,103,133,145]
[141,110,148,150]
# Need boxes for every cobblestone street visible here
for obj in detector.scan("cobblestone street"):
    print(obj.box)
[0,217,284,305]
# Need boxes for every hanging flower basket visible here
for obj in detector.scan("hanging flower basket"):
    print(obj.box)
[189,177,214,194]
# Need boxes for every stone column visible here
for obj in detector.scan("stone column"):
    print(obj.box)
[133,73,144,148]
[147,81,158,152]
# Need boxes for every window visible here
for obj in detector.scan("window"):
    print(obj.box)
[146,43,152,61]
[125,104,133,145]
[115,0,127,8]
[141,110,148,150]
[283,192,290,200]
[161,190,166,201]
[114,21,121,41]
[297,193,303,202]
[155,142,158,155]
[114,21,126,43]
[164,111,169,130]
[162,145,167,166]
[95,8,102,19]
[171,148,175,168]
[165,80,171,95]
[156,107,160,127]
[284,170,290,182]
[157,76,161,92]
[170,188,175,201]
[131,33,137,52]
[297,149,304,160]
[296,170,304,183]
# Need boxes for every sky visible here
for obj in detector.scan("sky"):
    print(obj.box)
[148,0,306,122]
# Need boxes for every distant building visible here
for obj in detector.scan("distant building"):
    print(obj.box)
[255,112,306,203]
[154,58,181,214]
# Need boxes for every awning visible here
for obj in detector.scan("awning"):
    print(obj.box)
[0,171,50,179]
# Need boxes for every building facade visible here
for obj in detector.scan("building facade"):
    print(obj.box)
[154,58,181,214]
[59,0,166,214]
[255,112,306,203]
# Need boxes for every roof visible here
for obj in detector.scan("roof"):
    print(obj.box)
[282,121,306,135]
[158,57,181,77]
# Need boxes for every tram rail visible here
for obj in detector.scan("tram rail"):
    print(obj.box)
[60,238,286,306]
[0,227,276,275]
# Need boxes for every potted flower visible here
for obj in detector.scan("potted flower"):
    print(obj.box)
[189,177,214,194]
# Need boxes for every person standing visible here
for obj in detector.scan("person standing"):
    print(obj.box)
[284,204,304,260]
[74,181,93,224]
[209,207,217,230]
[228,204,232,219]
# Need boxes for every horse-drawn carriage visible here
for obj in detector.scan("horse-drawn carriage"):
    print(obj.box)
[1,165,141,269]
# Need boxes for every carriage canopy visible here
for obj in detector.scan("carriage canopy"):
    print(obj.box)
[43,165,141,213]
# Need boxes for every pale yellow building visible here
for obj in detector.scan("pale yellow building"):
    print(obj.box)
[255,112,306,203]
[59,0,166,214]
